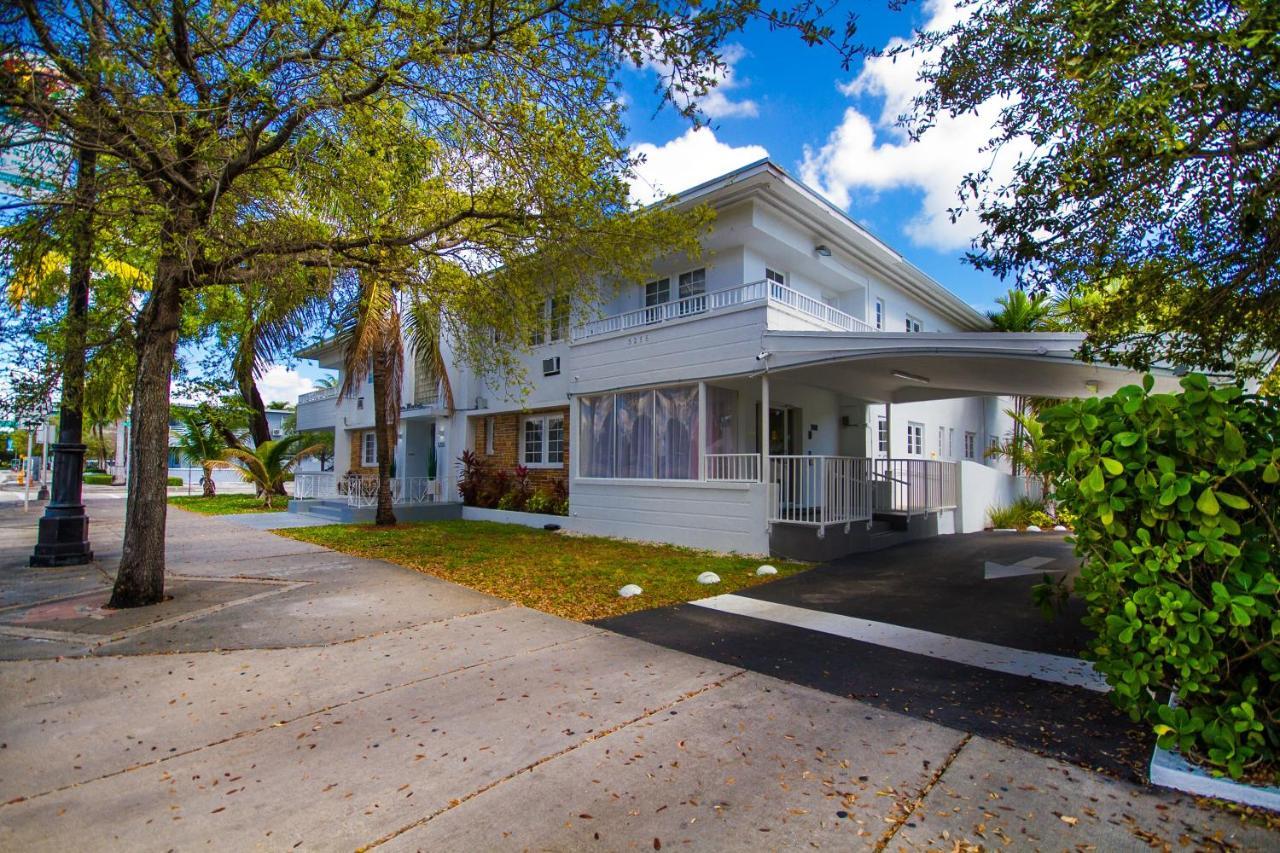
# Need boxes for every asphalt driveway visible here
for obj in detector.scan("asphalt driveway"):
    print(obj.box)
[599,531,1155,779]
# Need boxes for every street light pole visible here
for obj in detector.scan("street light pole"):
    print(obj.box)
[37,419,50,501]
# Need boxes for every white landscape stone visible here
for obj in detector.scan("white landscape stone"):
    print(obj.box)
[617,584,643,598]
[696,571,721,585]
[756,565,778,576]
[1053,524,1068,532]
[1025,524,1042,532]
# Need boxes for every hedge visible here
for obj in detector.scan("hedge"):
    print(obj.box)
[1038,375,1279,779]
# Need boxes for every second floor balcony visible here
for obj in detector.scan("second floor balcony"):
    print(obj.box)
[570,278,874,343]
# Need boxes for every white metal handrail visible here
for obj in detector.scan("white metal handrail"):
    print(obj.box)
[705,453,761,482]
[570,279,874,341]
[767,455,874,528]
[293,472,338,499]
[299,386,339,405]
[870,459,957,516]
[345,475,441,507]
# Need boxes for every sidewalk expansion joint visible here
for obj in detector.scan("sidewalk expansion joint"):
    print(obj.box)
[0,628,599,807]
[358,668,749,851]
[874,732,972,852]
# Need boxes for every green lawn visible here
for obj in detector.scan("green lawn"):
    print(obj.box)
[168,494,288,515]
[277,520,807,621]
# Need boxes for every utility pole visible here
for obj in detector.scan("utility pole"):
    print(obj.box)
[37,418,50,501]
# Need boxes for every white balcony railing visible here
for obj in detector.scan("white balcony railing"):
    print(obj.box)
[705,453,761,482]
[570,279,874,342]
[299,385,339,405]
[767,455,874,529]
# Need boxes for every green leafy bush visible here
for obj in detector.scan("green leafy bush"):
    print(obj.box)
[1028,510,1056,529]
[1037,374,1280,779]
[167,476,184,486]
[84,473,113,485]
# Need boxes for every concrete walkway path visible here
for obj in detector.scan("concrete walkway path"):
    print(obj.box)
[0,503,1273,851]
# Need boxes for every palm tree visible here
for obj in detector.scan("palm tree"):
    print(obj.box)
[985,289,1060,474]
[222,434,324,509]
[173,409,227,497]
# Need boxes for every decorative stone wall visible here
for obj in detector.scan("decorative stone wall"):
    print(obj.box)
[470,408,569,492]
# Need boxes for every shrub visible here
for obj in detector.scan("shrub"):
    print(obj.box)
[1036,375,1280,779]
[480,469,512,509]
[987,496,1046,529]
[167,476,184,486]
[1028,510,1056,529]
[456,450,490,506]
[84,473,113,485]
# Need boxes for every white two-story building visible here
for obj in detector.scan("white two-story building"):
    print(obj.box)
[293,160,1169,558]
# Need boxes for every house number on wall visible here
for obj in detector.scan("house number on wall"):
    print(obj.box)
[627,334,651,345]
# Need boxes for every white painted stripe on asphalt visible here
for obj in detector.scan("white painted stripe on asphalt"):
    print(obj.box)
[690,594,1109,693]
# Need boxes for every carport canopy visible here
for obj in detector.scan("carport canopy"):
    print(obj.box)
[760,330,1182,403]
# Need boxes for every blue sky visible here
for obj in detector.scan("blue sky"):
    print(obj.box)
[616,0,1015,312]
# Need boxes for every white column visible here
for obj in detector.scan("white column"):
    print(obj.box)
[884,403,893,459]
[697,381,707,482]
[761,373,770,478]
[567,396,579,514]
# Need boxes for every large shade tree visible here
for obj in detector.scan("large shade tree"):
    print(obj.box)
[2,0,854,607]
[914,0,1280,376]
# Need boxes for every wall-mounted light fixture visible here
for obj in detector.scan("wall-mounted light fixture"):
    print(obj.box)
[814,244,832,257]
[1084,379,1100,393]
[891,369,930,384]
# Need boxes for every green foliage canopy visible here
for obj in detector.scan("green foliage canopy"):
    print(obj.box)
[916,0,1280,376]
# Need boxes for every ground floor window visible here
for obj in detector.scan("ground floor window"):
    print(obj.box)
[877,416,888,453]
[964,431,976,459]
[906,422,924,456]
[521,414,565,467]
[361,431,377,466]
[579,385,700,479]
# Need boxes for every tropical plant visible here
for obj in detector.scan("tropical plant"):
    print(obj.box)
[986,496,1047,530]
[985,409,1054,498]
[1035,374,1280,779]
[221,434,324,509]
[172,409,227,497]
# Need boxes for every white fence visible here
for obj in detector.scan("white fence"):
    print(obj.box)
[705,453,761,482]
[293,472,442,507]
[870,459,957,516]
[767,455,874,528]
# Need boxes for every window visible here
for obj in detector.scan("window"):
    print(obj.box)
[948,428,955,458]
[905,315,922,333]
[964,431,976,459]
[529,296,568,346]
[579,385,700,480]
[938,426,945,458]
[356,396,365,410]
[677,268,706,316]
[361,431,377,466]
[765,268,786,290]
[522,414,565,467]
[874,298,884,330]
[644,278,671,323]
[876,416,888,453]
[906,422,924,456]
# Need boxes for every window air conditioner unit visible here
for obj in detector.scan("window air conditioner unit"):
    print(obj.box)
[474,396,487,409]
[542,356,561,377]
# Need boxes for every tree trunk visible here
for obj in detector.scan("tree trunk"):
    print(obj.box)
[236,356,286,496]
[110,262,185,608]
[371,351,397,526]
[202,462,216,497]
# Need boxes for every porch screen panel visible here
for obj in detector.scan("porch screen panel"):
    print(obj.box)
[578,394,615,478]
[614,390,654,478]
[655,385,699,479]
[706,386,739,453]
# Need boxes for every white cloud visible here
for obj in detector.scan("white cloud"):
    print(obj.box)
[257,365,315,406]
[645,44,758,121]
[629,127,769,205]
[799,0,1028,252]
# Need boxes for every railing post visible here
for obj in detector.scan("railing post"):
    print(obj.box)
[760,372,770,511]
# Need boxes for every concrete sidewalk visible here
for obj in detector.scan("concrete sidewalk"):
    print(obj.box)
[0,503,1273,850]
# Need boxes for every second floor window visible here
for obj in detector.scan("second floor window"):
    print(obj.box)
[874,299,884,330]
[907,422,924,456]
[877,417,888,453]
[905,315,922,333]
[765,268,786,291]
[529,297,568,346]
[964,431,976,459]
[677,268,707,316]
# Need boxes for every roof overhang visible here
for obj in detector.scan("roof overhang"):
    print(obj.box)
[760,330,1182,403]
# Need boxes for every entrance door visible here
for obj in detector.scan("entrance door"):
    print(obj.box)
[767,406,800,455]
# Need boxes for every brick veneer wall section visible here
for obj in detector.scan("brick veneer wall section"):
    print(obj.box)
[471,408,570,492]
[347,430,379,478]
